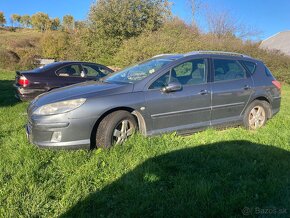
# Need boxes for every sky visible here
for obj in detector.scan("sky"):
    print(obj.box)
[0,0,289,40]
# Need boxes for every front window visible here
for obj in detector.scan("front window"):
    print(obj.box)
[149,59,207,89]
[105,58,173,84]
[171,59,206,85]
[56,65,82,77]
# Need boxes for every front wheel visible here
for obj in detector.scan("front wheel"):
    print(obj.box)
[96,111,137,148]
[243,100,270,130]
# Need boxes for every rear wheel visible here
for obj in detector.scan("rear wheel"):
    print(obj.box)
[243,100,270,130]
[96,111,137,148]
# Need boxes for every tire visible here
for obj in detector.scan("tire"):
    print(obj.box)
[96,110,137,148]
[243,100,271,130]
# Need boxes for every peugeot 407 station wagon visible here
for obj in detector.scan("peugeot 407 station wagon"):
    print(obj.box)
[26,51,281,149]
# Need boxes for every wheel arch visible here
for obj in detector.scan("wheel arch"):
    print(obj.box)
[245,95,272,118]
[90,107,147,149]
[252,96,270,104]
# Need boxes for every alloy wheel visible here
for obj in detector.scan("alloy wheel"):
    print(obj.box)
[112,120,135,144]
[248,106,266,129]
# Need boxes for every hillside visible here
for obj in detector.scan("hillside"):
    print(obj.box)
[0,29,42,70]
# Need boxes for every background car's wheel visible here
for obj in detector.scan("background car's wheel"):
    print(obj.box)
[96,110,137,148]
[243,100,271,130]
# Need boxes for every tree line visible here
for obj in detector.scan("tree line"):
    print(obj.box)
[0,11,76,32]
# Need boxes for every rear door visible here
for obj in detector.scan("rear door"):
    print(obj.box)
[144,58,211,134]
[210,58,254,125]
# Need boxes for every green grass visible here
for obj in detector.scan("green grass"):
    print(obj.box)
[1,69,290,217]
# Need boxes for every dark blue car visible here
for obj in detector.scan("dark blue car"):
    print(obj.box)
[14,61,114,101]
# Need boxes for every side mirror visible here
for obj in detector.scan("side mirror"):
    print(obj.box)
[161,82,182,93]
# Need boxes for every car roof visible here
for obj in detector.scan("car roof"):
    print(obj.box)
[151,54,184,60]
[53,61,107,65]
[184,51,252,58]
[152,51,258,62]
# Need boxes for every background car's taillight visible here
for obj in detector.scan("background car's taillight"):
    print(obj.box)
[18,75,29,87]
[272,80,281,90]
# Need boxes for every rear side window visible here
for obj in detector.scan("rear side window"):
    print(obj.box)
[241,61,256,75]
[82,64,111,78]
[213,59,246,82]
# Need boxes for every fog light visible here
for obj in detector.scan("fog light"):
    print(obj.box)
[51,131,62,142]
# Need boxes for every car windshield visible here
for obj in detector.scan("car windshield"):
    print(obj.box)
[105,58,173,84]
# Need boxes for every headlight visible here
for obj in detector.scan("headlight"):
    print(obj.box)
[33,98,86,115]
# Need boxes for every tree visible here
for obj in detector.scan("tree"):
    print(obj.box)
[62,15,74,32]
[11,14,21,27]
[89,0,171,40]
[74,20,86,30]
[85,0,171,64]
[205,8,260,39]
[187,0,202,30]
[20,15,31,28]
[51,17,61,30]
[31,12,51,32]
[0,12,6,27]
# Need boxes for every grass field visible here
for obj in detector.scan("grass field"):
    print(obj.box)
[1,69,290,217]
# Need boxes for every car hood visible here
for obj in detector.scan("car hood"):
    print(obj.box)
[34,81,134,106]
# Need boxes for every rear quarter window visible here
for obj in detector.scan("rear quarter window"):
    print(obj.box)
[265,66,275,78]
[241,61,256,75]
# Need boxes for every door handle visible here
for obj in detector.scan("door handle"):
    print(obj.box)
[244,85,251,90]
[199,90,209,95]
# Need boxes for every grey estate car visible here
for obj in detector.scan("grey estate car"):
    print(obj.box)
[26,51,281,149]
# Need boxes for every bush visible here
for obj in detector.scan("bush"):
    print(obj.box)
[0,49,20,70]
[113,19,290,83]
[114,18,200,67]
[39,31,71,60]
[17,48,40,70]
[8,38,34,49]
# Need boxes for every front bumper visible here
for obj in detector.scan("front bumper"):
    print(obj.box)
[26,116,97,149]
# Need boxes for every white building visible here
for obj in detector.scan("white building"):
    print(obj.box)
[260,31,290,56]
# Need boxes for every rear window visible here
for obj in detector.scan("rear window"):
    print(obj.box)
[241,61,256,74]
[265,66,275,78]
[32,62,59,72]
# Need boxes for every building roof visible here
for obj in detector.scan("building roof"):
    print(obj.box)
[260,31,290,56]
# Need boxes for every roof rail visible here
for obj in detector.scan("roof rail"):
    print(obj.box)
[185,51,251,58]
[152,53,179,58]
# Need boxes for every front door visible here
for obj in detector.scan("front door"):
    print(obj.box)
[55,64,87,87]
[144,58,211,134]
